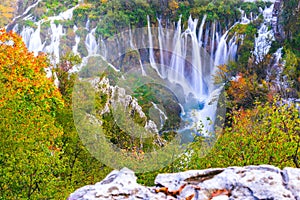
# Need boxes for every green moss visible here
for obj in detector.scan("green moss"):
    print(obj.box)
[75,28,88,38]
[23,20,37,29]
[78,39,88,57]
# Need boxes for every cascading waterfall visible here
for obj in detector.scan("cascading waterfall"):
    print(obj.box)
[72,25,80,55]
[198,15,206,47]
[157,18,166,78]
[6,0,42,30]
[146,14,239,137]
[187,16,204,97]
[85,28,98,56]
[20,27,34,47]
[210,21,216,58]
[151,102,168,130]
[253,4,275,63]
[16,1,280,139]
[28,23,43,56]
[228,36,238,61]
[214,31,229,67]
[128,25,146,76]
[167,15,192,95]
[17,5,79,63]
[45,23,63,63]
[147,16,161,77]
[99,36,107,59]
[204,23,210,48]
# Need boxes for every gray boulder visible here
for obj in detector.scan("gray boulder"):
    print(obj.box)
[68,165,300,200]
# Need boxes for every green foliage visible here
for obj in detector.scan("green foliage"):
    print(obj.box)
[188,100,300,169]
[137,99,300,186]
[0,29,65,199]
[229,23,257,69]
[55,52,82,104]
[55,107,112,196]
[191,0,240,25]
[282,48,300,92]
[240,0,271,15]
[52,52,113,195]
[43,0,78,18]
[77,39,88,57]
[23,20,37,28]
[73,3,92,27]
[280,0,300,41]
[132,83,181,132]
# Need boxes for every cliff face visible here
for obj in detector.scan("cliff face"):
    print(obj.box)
[68,165,300,200]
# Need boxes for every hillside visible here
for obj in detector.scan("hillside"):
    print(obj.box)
[0,0,299,199]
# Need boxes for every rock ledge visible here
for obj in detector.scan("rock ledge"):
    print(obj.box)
[68,165,300,200]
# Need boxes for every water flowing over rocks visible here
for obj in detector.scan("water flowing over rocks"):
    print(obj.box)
[68,165,300,200]
[8,0,281,138]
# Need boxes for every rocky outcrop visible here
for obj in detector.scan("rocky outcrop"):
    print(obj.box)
[94,76,159,134]
[68,165,300,200]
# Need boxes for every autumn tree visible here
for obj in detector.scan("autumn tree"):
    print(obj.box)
[0,29,65,199]
[178,99,300,170]
[0,0,16,27]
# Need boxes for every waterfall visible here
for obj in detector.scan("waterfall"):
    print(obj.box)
[151,102,168,129]
[198,15,207,47]
[214,31,229,67]
[99,36,107,58]
[16,2,243,138]
[210,21,216,58]
[168,15,188,92]
[17,4,79,62]
[145,15,238,136]
[44,23,63,63]
[129,25,146,76]
[186,16,204,97]
[157,18,166,78]
[204,22,210,48]
[20,27,34,47]
[147,16,161,76]
[6,0,42,30]
[72,26,80,54]
[28,23,43,56]
[228,36,238,61]
[253,4,275,63]
[85,28,98,56]
[254,23,274,63]
[86,18,90,30]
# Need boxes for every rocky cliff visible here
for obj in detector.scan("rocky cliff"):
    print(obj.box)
[68,165,300,200]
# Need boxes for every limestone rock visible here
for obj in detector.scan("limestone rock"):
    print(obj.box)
[68,165,300,200]
[96,77,160,134]
[68,168,166,200]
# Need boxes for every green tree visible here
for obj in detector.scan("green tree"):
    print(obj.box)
[0,29,65,199]
[187,99,300,169]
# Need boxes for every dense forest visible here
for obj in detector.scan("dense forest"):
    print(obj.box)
[0,0,300,199]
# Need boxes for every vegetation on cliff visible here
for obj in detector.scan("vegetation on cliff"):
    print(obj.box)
[0,0,300,198]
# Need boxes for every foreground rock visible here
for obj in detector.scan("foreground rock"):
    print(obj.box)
[68,165,300,200]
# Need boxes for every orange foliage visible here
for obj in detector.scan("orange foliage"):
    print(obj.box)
[100,0,108,3]
[0,0,17,27]
[168,0,179,11]
[0,29,63,112]
[227,73,267,108]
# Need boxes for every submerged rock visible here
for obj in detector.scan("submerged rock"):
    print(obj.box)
[68,165,300,200]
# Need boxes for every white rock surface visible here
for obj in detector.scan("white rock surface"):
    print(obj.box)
[68,165,300,200]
